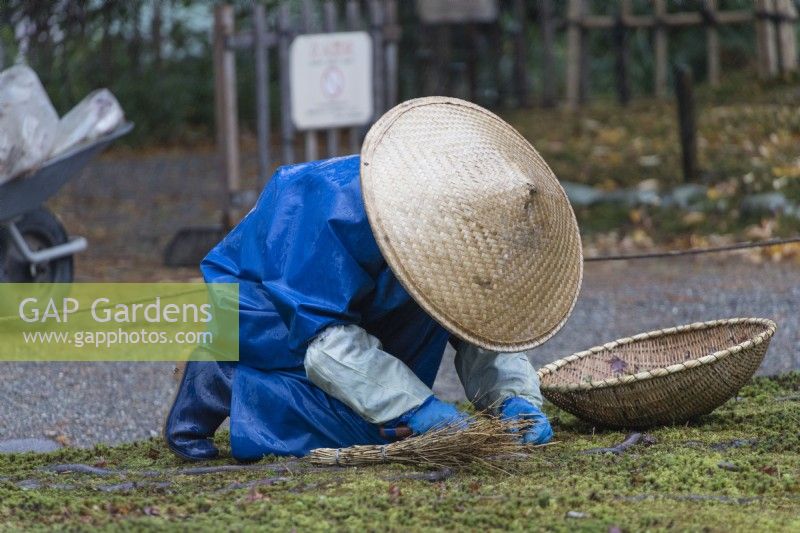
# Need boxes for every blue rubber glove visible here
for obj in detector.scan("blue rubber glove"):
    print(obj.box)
[397,396,470,435]
[500,397,553,445]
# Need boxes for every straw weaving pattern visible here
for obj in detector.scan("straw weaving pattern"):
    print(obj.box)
[361,97,582,351]
[538,318,776,428]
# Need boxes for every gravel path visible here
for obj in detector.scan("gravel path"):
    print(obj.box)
[1,150,797,448]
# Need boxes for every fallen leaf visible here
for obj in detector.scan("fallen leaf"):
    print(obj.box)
[642,434,658,446]
[245,486,267,502]
[638,155,661,167]
[717,461,741,471]
[387,484,401,503]
[682,212,706,226]
[760,465,778,476]
[597,126,626,144]
[609,356,628,374]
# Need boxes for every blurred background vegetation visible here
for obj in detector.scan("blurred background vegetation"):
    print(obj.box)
[0,0,772,146]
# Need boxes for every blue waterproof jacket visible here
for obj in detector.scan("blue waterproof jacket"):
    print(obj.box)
[201,156,450,460]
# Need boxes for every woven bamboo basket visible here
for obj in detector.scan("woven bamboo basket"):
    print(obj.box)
[538,318,776,428]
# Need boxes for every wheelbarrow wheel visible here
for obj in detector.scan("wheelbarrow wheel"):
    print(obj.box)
[0,207,74,283]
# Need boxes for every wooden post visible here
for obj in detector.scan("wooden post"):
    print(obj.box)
[704,0,720,87]
[674,65,697,184]
[346,0,361,153]
[776,0,798,76]
[773,0,785,74]
[323,0,340,158]
[613,0,631,105]
[539,0,556,108]
[417,22,432,97]
[578,2,590,103]
[755,0,779,79]
[488,21,504,106]
[301,0,319,161]
[369,0,386,117]
[653,0,668,98]
[152,1,163,68]
[384,0,400,109]
[278,4,295,164]
[466,24,480,103]
[253,4,271,184]
[213,4,241,226]
[511,0,529,107]
[786,0,798,73]
[566,0,584,109]
[429,25,453,96]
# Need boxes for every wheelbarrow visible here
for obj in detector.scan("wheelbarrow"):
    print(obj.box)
[0,122,133,282]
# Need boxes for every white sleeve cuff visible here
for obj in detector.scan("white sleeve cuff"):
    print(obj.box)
[304,324,433,424]
[454,342,543,412]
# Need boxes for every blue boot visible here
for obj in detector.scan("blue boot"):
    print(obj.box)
[164,360,234,461]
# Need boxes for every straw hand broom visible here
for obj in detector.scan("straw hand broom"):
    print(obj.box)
[306,416,544,469]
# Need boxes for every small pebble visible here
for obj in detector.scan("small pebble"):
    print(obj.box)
[0,438,60,454]
[97,482,136,493]
[16,479,42,490]
[718,461,741,472]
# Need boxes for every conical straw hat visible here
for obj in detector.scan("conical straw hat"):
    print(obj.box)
[360,97,582,352]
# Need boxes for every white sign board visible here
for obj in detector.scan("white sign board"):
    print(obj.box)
[416,0,499,24]
[290,31,373,131]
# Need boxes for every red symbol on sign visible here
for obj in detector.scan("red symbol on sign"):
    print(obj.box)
[320,66,345,99]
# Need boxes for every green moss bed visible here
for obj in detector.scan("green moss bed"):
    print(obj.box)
[2,373,799,531]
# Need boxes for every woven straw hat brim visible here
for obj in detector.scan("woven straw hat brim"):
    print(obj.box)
[361,97,583,352]
[537,318,776,428]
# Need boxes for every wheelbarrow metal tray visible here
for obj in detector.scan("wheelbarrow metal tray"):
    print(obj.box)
[0,122,134,222]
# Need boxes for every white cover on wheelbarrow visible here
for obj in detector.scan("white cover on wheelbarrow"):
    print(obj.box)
[0,65,59,184]
[52,89,125,156]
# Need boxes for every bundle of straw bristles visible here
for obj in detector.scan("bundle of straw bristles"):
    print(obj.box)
[306,416,543,468]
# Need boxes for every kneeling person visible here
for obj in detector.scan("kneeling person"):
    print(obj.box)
[164,97,582,461]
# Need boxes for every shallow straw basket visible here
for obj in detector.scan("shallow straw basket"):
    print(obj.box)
[538,318,776,428]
